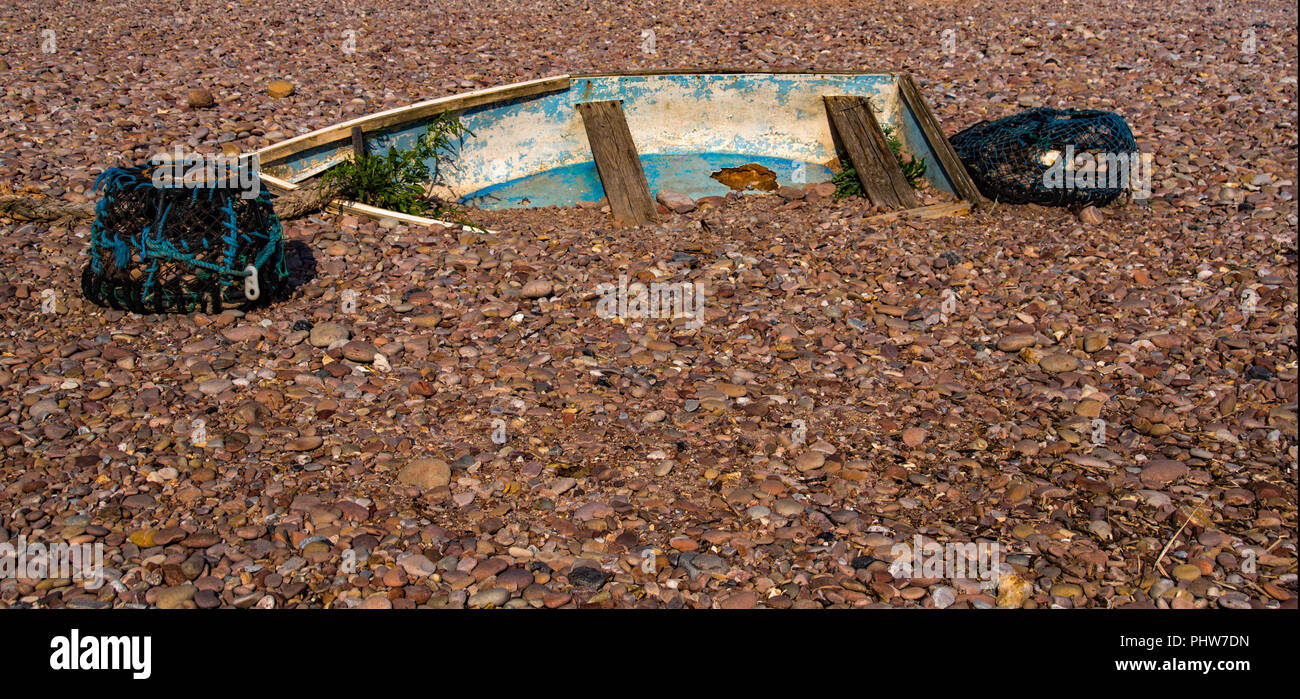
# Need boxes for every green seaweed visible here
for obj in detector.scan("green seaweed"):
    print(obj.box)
[882,124,928,189]
[321,113,475,220]
[833,166,864,200]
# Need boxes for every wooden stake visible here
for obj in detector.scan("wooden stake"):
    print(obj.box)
[823,95,918,210]
[350,126,366,157]
[575,100,658,226]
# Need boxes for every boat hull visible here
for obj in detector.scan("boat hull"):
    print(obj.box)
[257,71,976,223]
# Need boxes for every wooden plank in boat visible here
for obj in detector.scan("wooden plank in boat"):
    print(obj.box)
[272,152,349,184]
[866,200,971,223]
[575,100,658,226]
[329,200,458,229]
[896,74,983,207]
[823,95,918,210]
[350,126,366,157]
[259,173,490,231]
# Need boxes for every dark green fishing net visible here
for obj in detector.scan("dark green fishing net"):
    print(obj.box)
[950,108,1139,207]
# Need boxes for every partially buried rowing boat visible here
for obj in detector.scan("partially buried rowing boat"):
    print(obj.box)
[256,70,981,227]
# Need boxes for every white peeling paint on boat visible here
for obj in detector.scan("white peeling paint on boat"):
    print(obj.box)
[428,73,899,197]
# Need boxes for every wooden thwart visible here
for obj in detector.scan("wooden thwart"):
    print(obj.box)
[575,100,658,225]
[823,95,918,210]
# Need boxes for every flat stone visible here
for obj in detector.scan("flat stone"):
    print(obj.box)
[718,590,759,609]
[186,88,214,108]
[902,427,927,447]
[156,584,196,609]
[776,185,805,201]
[267,79,295,98]
[656,189,696,214]
[1140,459,1189,487]
[1074,399,1102,418]
[1083,332,1109,353]
[397,458,451,489]
[997,334,1036,352]
[793,451,825,472]
[342,341,377,363]
[30,399,61,422]
[521,280,553,298]
[194,589,221,609]
[931,585,957,608]
[309,323,350,348]
[398,553,438,577]
[1039,353,1080,373]
[286,436,323,451]
[221,326,264,343]
[567,566,609,589]
[469,587,511,607]
[668,536,698,551]
[198,378,233,395]
[772,499,802,517]
[574,501,613,520]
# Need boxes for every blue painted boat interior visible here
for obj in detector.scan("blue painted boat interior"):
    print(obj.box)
[460,152,834,209]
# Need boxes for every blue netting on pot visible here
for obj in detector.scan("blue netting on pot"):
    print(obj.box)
[81,164,288,314]
[950,108,1138,207]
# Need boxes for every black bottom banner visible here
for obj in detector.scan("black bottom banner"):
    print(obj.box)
[0,610,1289,687]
